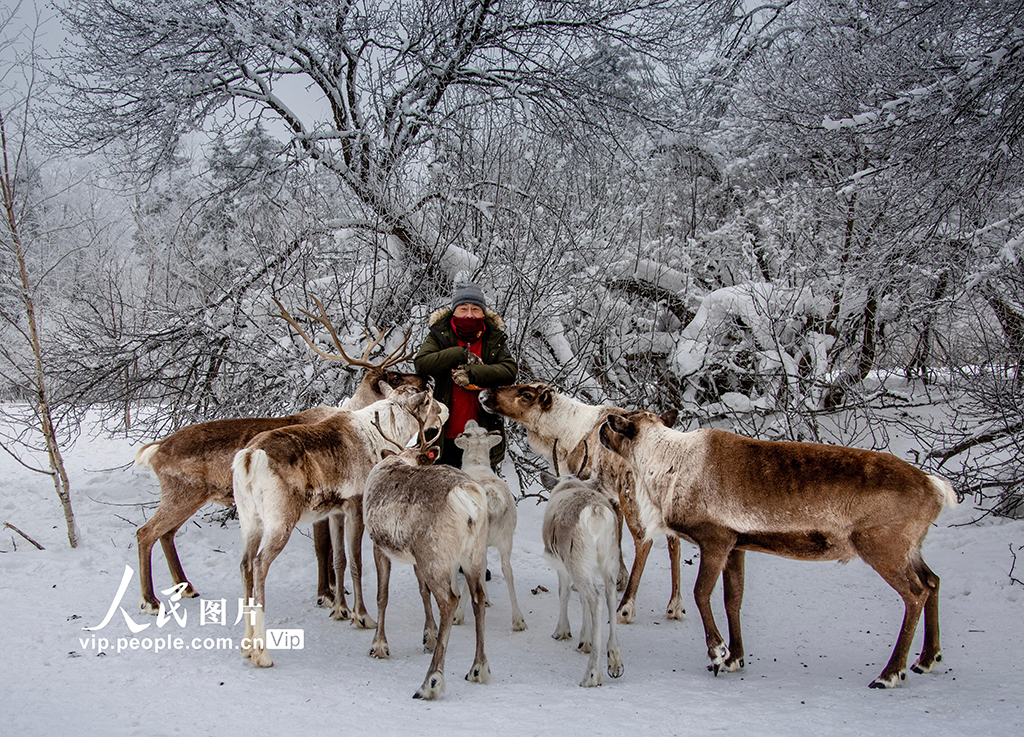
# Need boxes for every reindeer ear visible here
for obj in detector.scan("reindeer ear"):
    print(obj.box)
[605,414,631,434]
[539,471,560,491]
[378,381,395,398]
[538,387,554,411]
[660,408,679,428]
[380,449,396,460]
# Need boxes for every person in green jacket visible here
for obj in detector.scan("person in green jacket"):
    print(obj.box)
[414,283,518,469]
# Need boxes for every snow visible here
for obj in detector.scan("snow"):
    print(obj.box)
[1,411,1023,735]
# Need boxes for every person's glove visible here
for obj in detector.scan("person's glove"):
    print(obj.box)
[453,366,472,387]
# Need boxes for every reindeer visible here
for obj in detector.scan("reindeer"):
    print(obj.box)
[233,383,448,667]
[363,429,490,700]
[133,297,420,614]
[451,420,527,632]
[538,440,624,688]
[480,383,684,624]
[599,410,959,689]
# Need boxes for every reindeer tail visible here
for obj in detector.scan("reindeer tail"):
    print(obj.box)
[927,474,959,510]
[134,442,161,469]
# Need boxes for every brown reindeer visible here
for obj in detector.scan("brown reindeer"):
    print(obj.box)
[599,410,958,689]
[479,383,684,624]
[133,299,420,614]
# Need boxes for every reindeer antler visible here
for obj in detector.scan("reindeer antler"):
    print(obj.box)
[372,411,406,451]
[272,296,414,369]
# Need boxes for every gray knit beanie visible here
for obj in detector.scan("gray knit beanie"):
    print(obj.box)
[451,283,487,311]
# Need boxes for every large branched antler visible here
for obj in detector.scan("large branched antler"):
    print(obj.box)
[272,296,414,369]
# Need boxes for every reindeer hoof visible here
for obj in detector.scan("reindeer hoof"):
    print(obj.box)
[552,628,572,641]
[707,642,729,675]
[354,614,376,629]
[617,601,636,624]
[580,669,603,688]
[466,659,490,684]
[316,593,334,608]
[665,598,686,621]
[868,670,906,689]
[138,598,161,616]
[414,671,445,700]
[607,651,624,679]
[577,640,593,654]
[512,617,527,632]
[368,642,390,659]
[423,629,438,652]
[251,651,274,668]
[720,657,744,673]
[912,650,941,674]
[330,606,351,622]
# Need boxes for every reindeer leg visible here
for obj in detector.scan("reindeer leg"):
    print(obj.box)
[614,502,628,590]
[250,525,293,668]
[313,519,336,607]
[578,583,594,654]
[464,563,490,684]
[720,549,745,672]
[368,546,391,659]
[415,573,457,700]
[692,535,733,675]
[857,536,930,688]
[416,566,438,652]
[604,570,623,679]
[911,558,943,674]
[453,568,468,626]
[665,536,686,620]
[344,498,375,628]
[577,579,602,687]
[238,517,263,661]
[499,540,527,631]
[615,489,653,624]
[327,513,351,621]
[137,492,205,614]
[552,566,573,641]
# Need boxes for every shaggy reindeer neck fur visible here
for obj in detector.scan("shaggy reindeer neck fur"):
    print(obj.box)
[527,392,619,468]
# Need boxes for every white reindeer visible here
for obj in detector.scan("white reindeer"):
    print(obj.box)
[538,441,624,688]
[451,420,527,632]
[232,383,447,668]
[363,438,490,700]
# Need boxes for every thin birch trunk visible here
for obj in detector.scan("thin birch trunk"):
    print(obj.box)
[0,109,78,548]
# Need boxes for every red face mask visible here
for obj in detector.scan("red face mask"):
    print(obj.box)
[451,315,486,341]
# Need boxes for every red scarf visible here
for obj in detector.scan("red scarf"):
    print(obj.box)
[446,318,485,438]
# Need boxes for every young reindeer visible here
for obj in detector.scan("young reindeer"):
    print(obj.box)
[232,383,448,668]
[480,383,685,624]
[133,300,420,614]
[599,410,959,689]
[363,429,490,700]
[539,440,624,688]
[451,420,527,632]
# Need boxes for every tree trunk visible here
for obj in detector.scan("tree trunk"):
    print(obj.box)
[0,109,78,548]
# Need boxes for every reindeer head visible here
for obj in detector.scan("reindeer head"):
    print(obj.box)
[599,410,674,461]
[371,368,429,394]
[453,419,502,454]
[479,382,555,423]
[380,383,449,434]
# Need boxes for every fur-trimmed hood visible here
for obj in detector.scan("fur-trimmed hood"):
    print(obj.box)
[428,306,506,331]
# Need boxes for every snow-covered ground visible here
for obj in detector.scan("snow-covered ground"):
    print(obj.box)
[1,411,1022,736]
